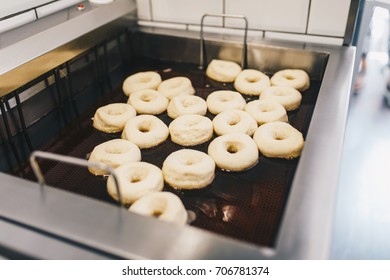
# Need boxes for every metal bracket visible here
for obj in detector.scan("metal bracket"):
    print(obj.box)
[29,150,123,207]
[199,14,248,70]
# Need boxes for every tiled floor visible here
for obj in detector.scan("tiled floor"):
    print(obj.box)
[331,7,390,259]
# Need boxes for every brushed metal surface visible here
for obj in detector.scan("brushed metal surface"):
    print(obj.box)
[0,0,136,96]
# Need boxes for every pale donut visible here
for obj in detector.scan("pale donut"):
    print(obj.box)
[169,114,213,146]
[167,95,207,119]
[244,100,288,125]
[270,69,310,92]
[206,90,246,115]
[121,115,169,149]
[93,103,136,133]
[208,133,259,172]
[157,77,195,100]
[128,89,169,115]
[88,139,141,176]
[206,59,242,82]
[253,121,304,159]
[234,69,271,96]
[129,192,188,225]
[162,149,215,190]
[122,71,162,96]
[107,162,164,204]
[213,109,257,136]
[260,86,302,111]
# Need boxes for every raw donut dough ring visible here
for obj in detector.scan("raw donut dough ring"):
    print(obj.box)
[212,109,257,136]
[122,71,162,96]
[270,69,310,92]
[234,69,271,96]
[206,59,242,83]
[260,86,302,111]
[88,139,141,176]
[244,100,288,125]
[107,162,164,204]
[128,89,169,115]
[206,90,246,115]
[208,133,259,172]
[129,192,188,225]
[162,149,215,190]
[121,115,169,149]
[157,77,195,100]
[93,103,136,133]
[253,121,304,159]
[167,95,207,119]
[169,114,213,146]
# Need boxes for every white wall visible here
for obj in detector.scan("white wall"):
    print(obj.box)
[0,0,53,18]
[136,0,352,45]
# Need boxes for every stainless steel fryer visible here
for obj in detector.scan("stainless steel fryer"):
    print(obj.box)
[0,2,355,260]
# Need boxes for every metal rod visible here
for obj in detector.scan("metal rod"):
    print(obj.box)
[29,151,124,207]
[0,99,22,168]
[199,14,248,69]
[13,92,34,151]
[65,62,80,118]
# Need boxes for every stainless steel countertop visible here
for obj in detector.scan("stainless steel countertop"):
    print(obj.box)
[0,22,355,259]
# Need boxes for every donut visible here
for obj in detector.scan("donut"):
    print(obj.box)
[212,109,257,136]
[129,192,188,225]
[169,114,213,146]
[93,103,136,133]
[157,77,195,100]
[162,149,215,190]
[208,133,259,172]
[206,90,246,115]
[167,95,207,119]
[106,162,164,204]
[260,86,302,111]
[88,139,141,176]
[122,71,162,96]
[234,69,271,96]
[244,100,288,125]
[128,89,169,115]
[253,121,304,159]
[270,69,310,92]
[121,115,169,149]
[206,59,242,82]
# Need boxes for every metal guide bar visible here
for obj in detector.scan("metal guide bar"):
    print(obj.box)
[199,14,248,69]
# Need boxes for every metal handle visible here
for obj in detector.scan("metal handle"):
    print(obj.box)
[29,151,123,207]
[199,14,248,70]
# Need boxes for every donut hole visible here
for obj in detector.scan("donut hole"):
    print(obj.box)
[151,199,167,217]
[273,131,289,141]
[139,76,152,83]
[257,103,274,113]
[284,75,295,80]
[245,76,260,83]
[227,115,241,126]
[105,146,126,154]
[129,169,148,183]
[185,119,199,127]
[273,90,288,97]
[140,93,155,102]
[137,121,152,133]
[169,80,182,89]
[107,107,126,115]
[182,99,197,107]
[225,142,242,154]
[180,155,202,166]
[220,94,233,102]
[152,209,163,218]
